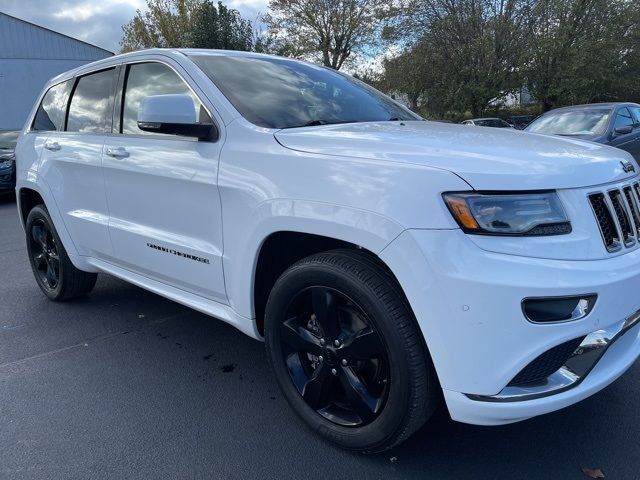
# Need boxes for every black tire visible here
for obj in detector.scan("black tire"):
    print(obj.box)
[25,205,97,301]
[265,249,438,453]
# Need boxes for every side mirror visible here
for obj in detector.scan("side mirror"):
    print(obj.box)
[137,94,216,140]
[614,125,634,136]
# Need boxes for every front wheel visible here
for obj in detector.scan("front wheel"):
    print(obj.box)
[25,205,97,301]
[265,249,438,452]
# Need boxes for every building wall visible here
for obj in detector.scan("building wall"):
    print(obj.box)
[0,58,100,130]
[0,13,112,130]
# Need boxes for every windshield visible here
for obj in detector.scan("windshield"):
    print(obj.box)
[0,130,19,149]
[526,109,611,136]
[476,119,511,128]
[191,55,420,129]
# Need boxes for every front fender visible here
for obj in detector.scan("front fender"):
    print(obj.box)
[223,198,405,319]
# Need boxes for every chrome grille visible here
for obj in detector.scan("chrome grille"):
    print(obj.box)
[589,182,640,252]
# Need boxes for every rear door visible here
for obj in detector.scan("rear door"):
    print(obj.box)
[102,60,227,303]
[37,68,117,258]
[609,107,640,162]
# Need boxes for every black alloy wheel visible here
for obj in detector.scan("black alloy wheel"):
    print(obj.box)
[281,286,389,427]
[29,218,60,291]
[265,249,438,452]
[25,205,97,301]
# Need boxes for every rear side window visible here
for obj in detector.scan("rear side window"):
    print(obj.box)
[121,62,208,136]
[67,68,116,134]
[32,81,72,131]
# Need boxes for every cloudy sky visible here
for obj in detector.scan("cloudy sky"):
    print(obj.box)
[0,0,268,53]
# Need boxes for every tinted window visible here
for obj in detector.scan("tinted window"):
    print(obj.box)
[67,69,116,133]
[614,107,634,131]
[191,55,419,129]
[475,119,512,128]
[628,107,640,125]
[526,108,611,136]
[32,81,72,131]
[122,62,207,135]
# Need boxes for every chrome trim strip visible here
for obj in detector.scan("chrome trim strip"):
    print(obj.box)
[466,309,640,403]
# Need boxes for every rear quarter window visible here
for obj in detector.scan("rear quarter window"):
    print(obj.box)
[32,81,73,131]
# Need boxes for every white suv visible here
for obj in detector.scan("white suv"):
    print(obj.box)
[15,49,640,452]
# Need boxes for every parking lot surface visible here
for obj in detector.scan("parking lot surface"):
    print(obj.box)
[0,193,638,479]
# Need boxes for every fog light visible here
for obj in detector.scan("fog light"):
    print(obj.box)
[522,295,597,323]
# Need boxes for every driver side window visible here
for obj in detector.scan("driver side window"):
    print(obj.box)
[121,62,210,136]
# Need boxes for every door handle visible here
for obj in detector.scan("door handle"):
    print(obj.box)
[106,147,130,159]
[44,141,61,151]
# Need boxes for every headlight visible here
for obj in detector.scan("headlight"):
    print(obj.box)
[443,191,571,235]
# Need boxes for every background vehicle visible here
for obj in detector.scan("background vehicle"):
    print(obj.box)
[506,115,536,130]
[525,103,640,162]
[461,118,514,128]
[0,130,19,193]
[14,50,640,453]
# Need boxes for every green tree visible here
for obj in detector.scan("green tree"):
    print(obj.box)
[264,0,388,69]
[386,0,532,117]
[191,1,254,50]
[120,0,254,52]
[524,0,639,110]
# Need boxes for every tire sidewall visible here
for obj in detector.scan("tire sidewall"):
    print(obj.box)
[265,261,417,451]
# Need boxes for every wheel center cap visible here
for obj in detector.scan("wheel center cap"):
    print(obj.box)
[324,347,338,366]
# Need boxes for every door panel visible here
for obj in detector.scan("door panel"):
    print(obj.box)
[103,61,226,303]
[34,72,115,258]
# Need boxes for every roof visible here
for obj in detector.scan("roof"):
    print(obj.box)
[553,102,640,111]
[0,12,113,59]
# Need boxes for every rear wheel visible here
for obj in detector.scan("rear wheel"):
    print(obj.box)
[26,205,97,301]
[265,249,438,452]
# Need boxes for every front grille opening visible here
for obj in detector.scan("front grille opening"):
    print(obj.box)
[508,337,585,387]
[589,193,619,250]
[624,186,640,235]
[609,190,634,244]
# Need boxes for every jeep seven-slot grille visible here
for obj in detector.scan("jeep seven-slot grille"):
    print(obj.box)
[589,182,640,252]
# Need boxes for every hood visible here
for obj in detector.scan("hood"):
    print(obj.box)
[274,121,636,190]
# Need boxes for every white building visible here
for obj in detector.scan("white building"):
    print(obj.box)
[0,12,113,130]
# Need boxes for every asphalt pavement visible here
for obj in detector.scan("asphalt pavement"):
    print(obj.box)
[0,193,638,480]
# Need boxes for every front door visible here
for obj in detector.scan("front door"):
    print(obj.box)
[102,60,227,303]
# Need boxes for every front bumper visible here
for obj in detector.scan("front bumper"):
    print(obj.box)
[0,163,16,191]
[379,229,640,425]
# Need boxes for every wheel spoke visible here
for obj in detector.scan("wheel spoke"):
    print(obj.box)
[339,366,378,424]
[45,261,56,287]
[302,363,334,409]
[342,328,384,360]
[31,224,46,249]
[33,253,47,269]
[311,288,340,339]
[281,317,323,355]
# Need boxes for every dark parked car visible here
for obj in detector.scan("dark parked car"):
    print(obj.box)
[0,130,19,193]
[506,115,536,130]
[461,118,514,128]
[525,103,640,162]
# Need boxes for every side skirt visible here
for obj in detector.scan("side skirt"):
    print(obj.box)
[85,257,262,340]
